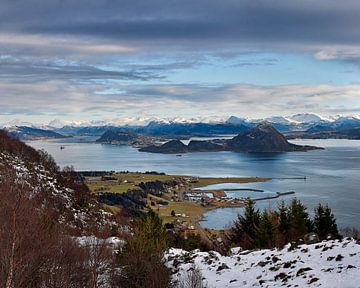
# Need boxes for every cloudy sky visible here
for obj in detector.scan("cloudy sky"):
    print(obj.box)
[1,0,360,124]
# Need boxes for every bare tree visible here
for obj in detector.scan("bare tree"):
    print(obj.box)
[179,264,205,288]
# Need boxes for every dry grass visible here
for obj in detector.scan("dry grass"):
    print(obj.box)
[85,172,185,194]
[86,172,269,194]
[193,177,270,188]
[158,201,208,224]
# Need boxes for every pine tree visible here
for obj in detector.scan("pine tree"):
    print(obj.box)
[274,201,290,246]
[288,198,312,241]
[255,210,277,248]
[230,200,260,249]
[118,210,171,288]
[277,201,289,235]
[314,204,340,240]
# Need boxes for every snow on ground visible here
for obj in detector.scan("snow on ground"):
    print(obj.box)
[76,235,125,248]
[166,239,360,287]
[0,151,117,230]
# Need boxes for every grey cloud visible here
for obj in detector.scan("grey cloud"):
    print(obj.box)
[0,57,163,82]
[0,0,359,48]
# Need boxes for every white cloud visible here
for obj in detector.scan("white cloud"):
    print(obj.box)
[0,33,137,56]
[314,46,360,61]
[0,80,359,122]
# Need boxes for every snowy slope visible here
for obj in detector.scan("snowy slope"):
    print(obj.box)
[166,239,360,287]
[0,150,115,233]
[288,113,328,123]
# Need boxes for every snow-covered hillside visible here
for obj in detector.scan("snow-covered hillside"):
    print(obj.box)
[166,239,360,287]
[0,150,116,232]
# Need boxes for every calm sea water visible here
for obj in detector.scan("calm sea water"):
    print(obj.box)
[28,137,360,229]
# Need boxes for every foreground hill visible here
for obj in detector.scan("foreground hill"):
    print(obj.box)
[166,238,360,287]
[0,130,115,234]
[140,123,322,153]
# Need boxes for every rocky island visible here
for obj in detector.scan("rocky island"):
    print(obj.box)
[140,122,323,153]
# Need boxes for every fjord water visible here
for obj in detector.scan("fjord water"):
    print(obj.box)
[28,138,360,229]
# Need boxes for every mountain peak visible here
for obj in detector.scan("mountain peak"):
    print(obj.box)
[288,113,326,123]
[227,122,321,152]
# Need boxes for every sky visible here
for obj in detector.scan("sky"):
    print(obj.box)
[1,0,360,124]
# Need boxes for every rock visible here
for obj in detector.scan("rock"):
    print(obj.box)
[304,232,320,244]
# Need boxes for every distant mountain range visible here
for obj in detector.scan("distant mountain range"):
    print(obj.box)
[2,113,360,140]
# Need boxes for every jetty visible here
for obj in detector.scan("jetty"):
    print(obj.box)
[253,191,295,201]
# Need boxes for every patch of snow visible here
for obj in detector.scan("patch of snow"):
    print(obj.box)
[166,239,360,287]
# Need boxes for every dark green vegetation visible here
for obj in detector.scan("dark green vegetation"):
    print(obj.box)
[230,199,340,250]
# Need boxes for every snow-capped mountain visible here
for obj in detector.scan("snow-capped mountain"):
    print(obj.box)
[1,119,38,129]
[2,113,360,139]
[288,113,329,123]
[264,116,298,125]
[226,116,252,126]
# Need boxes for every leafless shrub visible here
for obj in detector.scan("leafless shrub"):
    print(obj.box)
[340,227,360,239]
[178,264,206,288]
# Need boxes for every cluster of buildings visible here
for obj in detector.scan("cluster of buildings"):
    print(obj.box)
[183,191,248,207]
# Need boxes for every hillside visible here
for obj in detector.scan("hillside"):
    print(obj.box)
[96,130,160,148]
[0,130,116,234]
[5,126,67,140]
[227,122,321,152]
[166,238,360,287]
[0,129,132,287]
[96,130,139,144]
[140,139,189,153]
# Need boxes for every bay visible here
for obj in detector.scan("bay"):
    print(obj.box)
[28,137,360,230]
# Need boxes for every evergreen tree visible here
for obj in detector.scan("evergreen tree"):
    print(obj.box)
[117,210,171,288]
[277,201,289,235]
[314,204,340,239]
[255,210,277,248]
[230,200,260,249]
[275,201,290,246]
[288,198,312,241]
